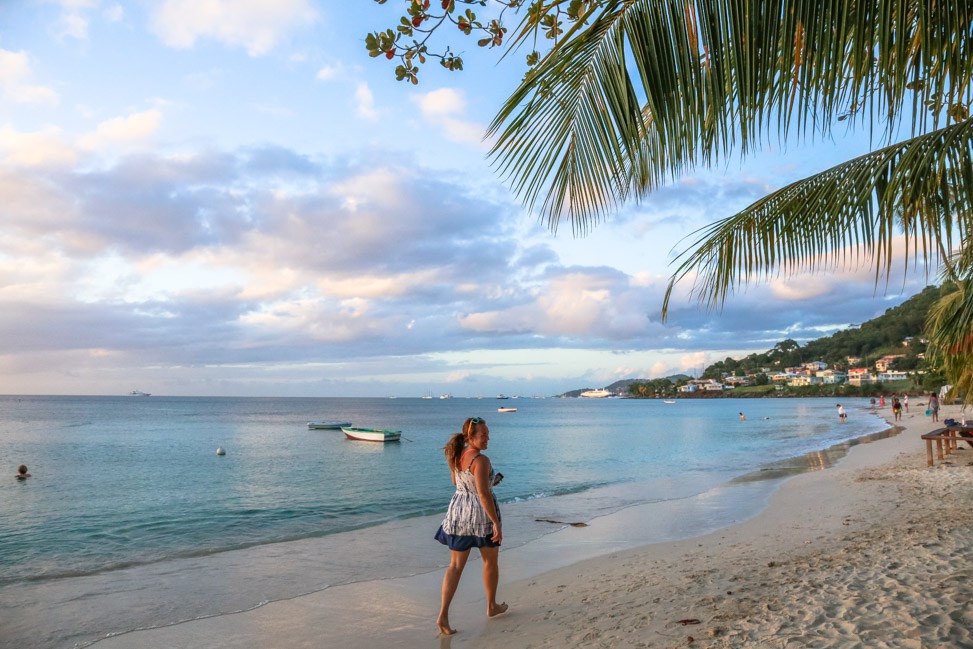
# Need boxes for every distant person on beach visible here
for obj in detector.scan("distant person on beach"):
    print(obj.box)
[903,394,909,412]
[434,417,507,636]
[879,395,885,407]
[837,404,847,423]
[15,465,30,480]
[928,393,940,422]
[739,412,746,421]
[892,398,902,421]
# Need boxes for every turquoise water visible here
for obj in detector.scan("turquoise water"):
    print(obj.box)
[0,395,889,648]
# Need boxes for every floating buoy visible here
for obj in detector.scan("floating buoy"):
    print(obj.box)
[216,447,226,456]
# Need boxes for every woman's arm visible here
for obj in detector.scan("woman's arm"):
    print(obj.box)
[472,455,502,543]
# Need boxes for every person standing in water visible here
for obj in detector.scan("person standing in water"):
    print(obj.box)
[434,417,507,636]
[836,404,847,423]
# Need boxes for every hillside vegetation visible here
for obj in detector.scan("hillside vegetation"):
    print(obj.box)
[567,285,953,398]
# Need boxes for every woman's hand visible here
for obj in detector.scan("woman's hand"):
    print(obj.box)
[490,523,502,544]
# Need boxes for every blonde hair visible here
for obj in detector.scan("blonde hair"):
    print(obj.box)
[443,417,484,472]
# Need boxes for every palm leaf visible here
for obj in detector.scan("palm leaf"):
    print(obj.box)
[488,0,973,234]
[926,280,973,403]
[662,117,973,315]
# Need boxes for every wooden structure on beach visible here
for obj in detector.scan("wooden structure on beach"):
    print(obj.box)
[920,425,973,466]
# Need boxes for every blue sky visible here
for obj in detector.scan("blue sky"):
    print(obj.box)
[0,1,930,397]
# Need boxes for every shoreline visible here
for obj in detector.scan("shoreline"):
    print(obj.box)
[467,405,973,648]
[86,405,972,648]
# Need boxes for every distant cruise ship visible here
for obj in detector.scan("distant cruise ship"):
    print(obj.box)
[580,388,611,398]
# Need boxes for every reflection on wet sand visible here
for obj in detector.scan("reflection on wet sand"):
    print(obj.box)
[732,426,903,483]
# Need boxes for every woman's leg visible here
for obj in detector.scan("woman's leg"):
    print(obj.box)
[438,549,470,635]
[478,546,507,617]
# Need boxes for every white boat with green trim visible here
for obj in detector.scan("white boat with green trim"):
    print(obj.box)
[341,427,402,442]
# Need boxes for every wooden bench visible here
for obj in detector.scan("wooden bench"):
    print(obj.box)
[921,425,973,466]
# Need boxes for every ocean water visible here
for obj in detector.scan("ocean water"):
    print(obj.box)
[0,395,891,649]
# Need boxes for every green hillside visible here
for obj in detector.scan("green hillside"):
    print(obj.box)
[701,284,950,378]
[572,284,953,398]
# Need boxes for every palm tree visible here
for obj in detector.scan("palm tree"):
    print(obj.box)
[484,1,973,400]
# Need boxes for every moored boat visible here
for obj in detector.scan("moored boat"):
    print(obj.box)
[307,421,353,430]
[663,399,676,404]
[497,406,517,413]
[341,427,402,442]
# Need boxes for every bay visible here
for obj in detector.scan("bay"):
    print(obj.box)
[0,395,891,649]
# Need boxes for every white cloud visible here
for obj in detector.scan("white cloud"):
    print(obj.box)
[58,12,89,40]
[414,87,466,116]
[679,351,710,372]
[151,0,317,56]
[77,109,163,151]
[0,49,30,84]
[0,125,77,167]
[0,49,59,107]
[459,269,656,341]
[354,82,378,120]
[315,64,339,81]
[413,87,484,146]
[104,5,124,22]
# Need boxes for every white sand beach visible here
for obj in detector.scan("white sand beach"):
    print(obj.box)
[93,405,972,649]
[468,406,973,649]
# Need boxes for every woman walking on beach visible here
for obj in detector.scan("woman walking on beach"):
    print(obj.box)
[434,416,507,636]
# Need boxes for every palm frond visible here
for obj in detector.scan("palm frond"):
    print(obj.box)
[661,117,973,316]
[488,0,973,233]
[926,280,973,404]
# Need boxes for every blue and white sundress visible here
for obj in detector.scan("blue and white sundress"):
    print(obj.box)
[434,455,501,551]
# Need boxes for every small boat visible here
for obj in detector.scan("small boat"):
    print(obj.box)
[130,389,151,396]
[663,399,676,404]
[341,427,402,442]
[307,421,353,430]
[497,406,518,413]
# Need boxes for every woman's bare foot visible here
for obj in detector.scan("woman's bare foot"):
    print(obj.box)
[487,602,509,617]
[436,619,457,636]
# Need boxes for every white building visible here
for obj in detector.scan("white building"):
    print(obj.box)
[877,371,908,383]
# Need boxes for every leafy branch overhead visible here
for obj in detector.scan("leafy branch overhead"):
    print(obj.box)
[365,0,596,84]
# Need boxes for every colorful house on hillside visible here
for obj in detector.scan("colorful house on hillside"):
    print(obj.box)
[723,375,754,387]
[816,369,847,384]
[875,355,905,372]
[848,368,876,386]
